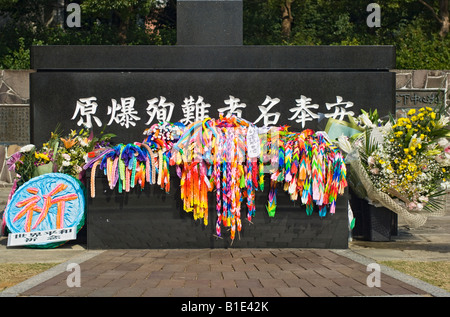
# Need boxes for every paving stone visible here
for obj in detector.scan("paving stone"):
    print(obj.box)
[62,286,97,297]
[86,286,122,297]
[198,287,225,297]
[351,284,389,296]
[254,263,280,272]
[171,287,199,297]
[259,278,288,288]
[211,279,236,289]
[30,284,67,296]
[245,271,273,280]
[172,272,197,280]
[133,278,160,289]
[148,271,173,280]
[184,279,211,288]
[185,263,211,273]
[269,270,298,280]
[222,271,249,281]
[210,264,234,272]
[326,285,364,297]
[82,277,113,288]
[250,287,280,297]
[11,248,437,298]
[158,279,185,288]
[121,270,151,280]
[196,271,223,280]
[224,287,252,297]
[161,264,187,272]
[141,287,172,297]
[114,287,146,297]
[282,278,314,289]
[276,287,308,297]
[235,278,263,289]
[232,263,258,272]
[301,286,336,297]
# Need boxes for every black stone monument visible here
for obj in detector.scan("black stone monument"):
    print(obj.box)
[30,0,396,249]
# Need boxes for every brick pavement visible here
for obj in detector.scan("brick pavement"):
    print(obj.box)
[19,248,429,297]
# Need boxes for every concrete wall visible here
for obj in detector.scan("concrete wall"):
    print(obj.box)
[0,70,32,183]
[395,70,450,114]
[0,70,31,146]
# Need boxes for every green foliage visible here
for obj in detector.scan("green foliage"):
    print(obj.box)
[1,0,450,69]
[244,0,450,69]
[0,0,176,69]
[1,37,30,69]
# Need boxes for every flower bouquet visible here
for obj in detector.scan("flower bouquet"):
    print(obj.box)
[7,131,60,187]
[335,106,450,229]
[6,126,114,192]
[56,128,114,180]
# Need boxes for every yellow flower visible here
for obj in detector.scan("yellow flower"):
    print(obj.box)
[404,148,409,154]
[411,116,418,122]
[35,152,49,161]
[407,109,416,116]
[430,112,436,119]
[426,107,432,111]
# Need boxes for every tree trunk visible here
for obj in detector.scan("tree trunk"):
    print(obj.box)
[281,0,294,38]
[439,0,449,38]
[419,0,449,38]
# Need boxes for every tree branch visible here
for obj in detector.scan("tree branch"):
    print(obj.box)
[418,0,443,23]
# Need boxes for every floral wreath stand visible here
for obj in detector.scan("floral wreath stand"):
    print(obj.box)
[349,151,432,241]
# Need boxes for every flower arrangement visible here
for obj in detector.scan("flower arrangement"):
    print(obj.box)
[56,129,93,178]
[337,106,450,226]
[7,126,115,188]
[7,132,60,187]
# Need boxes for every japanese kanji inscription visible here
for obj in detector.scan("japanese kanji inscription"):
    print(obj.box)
[71,94,356,130]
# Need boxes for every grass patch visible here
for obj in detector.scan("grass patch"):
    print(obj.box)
[0,263,59,291]
[380,260,450,292]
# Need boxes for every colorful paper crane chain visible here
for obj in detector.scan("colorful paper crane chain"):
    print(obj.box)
[84,116,348,243]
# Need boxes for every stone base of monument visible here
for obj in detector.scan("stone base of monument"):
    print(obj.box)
[350,193,398,242]
[86,175,349,249]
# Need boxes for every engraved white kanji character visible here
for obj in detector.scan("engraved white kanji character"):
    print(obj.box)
[218,95,246,118]
[253,95,281,126]
[71,97,102,128]
[288,95,320,128]
[145,96,174,124]
[107,97,141,129]
[180,96,211,125]
[324,96,355,120]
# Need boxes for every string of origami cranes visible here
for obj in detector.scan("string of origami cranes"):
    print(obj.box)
[83,115,348,241]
